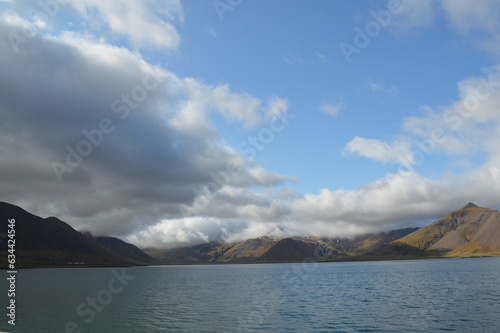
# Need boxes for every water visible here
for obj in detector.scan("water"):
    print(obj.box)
[2,257,500,332]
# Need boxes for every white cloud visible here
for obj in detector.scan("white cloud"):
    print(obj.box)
[128,166,500,248]
[291,169,500,229]
[389,0,436,33]
[367,78,399,96]
[441,0,500,55]
[320,102,344,118]
[179,79,289,129]
[441,0,499,33]
[344,136,413,166]
[351,66,500,168]
[62,0,183,50]
[126,217,248,249]
[4,0,183,49]
[265,97,288,120]
[402,66,500,156]
[391,0,500,56]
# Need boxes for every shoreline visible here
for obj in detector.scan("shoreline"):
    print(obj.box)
[2,253,499,269]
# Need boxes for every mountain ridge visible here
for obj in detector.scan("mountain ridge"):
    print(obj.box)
[372,203,500,258]
[2,201,500,267]
[0,201,156,267]
[146,228,421,264]
[146,203,500,263]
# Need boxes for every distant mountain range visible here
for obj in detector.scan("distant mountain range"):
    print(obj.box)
[147,202,500,263]
[0,201,156,267]
[1,201,499,267]
[146,228,420,264]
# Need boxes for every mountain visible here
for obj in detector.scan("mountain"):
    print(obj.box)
[258,238,320,262]
[0,201,156,267]
[373,203,500,258]
[94,236,157,264]
[146,228,420,264]
[147,237,279,264]
[2,201,499,267]
[148,203,500,263]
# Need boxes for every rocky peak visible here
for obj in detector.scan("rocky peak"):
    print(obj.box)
[463,202,478,209]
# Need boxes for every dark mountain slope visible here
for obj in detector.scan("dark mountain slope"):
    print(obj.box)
[94,236,157,264]
[0,201,153,267]
[259,238,318,262]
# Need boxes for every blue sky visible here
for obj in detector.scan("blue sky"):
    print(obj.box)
[1,0,500,248]
[174,0,495,192]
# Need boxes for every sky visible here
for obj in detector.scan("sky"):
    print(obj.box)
[1,0,500,249]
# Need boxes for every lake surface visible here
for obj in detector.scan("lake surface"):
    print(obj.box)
[3,257,500,332]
